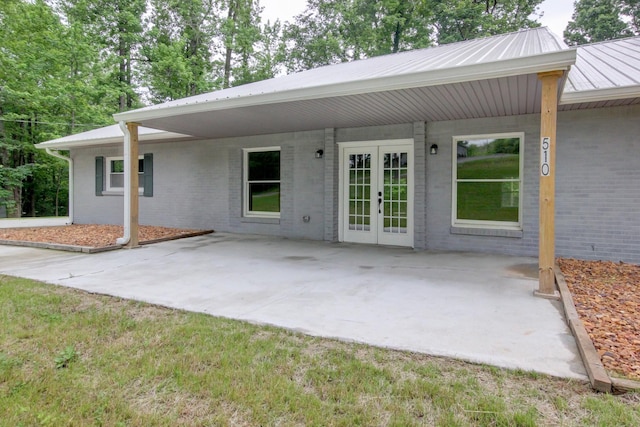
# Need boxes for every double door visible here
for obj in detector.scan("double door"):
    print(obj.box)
[341,142,413,247]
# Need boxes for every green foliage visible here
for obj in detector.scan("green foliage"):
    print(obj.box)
[281,0,543,72]
[281,0,434,72]
[433,0,543,44]
[54,345,78,369]
[2,275,639,425]
[564,0,637,45]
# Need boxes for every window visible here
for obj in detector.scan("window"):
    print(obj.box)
[96,154,153,197]
[452,133,523,229]
[243,147,280,217]
[106,156,144,192]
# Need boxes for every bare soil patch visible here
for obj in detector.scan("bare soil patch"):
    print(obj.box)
[558,258,640,380]
[0,224,209,248]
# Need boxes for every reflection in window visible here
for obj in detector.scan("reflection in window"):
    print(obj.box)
[244,149,280,217]
[453,134,522,227]
[107,157,143,191]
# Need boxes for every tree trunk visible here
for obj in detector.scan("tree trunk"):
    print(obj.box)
[223,2,237,89]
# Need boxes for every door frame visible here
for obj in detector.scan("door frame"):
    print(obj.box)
[338,139,414,247]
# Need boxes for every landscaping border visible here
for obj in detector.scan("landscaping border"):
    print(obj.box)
[555,264,640,393]
[0,230,213,253]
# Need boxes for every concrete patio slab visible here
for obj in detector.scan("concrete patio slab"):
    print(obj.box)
[0,233,587,380]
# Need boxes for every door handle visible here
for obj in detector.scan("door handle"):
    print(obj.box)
[378,192,382,214]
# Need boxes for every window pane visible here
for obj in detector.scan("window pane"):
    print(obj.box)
[249,183,280,213]
[248,151,280,181]
[457,138,520,180]
[110,173,124,188]
[457,181,519,222]
[111,160,124,173]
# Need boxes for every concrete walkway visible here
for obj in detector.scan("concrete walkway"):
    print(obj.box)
[0,233,587,380]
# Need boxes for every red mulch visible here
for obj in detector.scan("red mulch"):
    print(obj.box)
[558,258,640,380]
[0,224,206,248]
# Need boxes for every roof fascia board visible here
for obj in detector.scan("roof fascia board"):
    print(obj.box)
[35,131,193,150]
[114,50,576,123]
[560,86,640,105]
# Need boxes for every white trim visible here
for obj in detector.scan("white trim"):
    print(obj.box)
[114,51,576,124]
[451,132,524,231]
[242,146,281,219]
[339,139,414,247]
[105,156,144,193]
[35,128,193,150]
[560,86,640,105]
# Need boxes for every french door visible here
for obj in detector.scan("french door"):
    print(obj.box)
[341,141,413,247]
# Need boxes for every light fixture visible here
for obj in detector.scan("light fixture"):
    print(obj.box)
[430,144,438,155]
[315,149,324,159]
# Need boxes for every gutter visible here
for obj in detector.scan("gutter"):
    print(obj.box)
[43,148,74,224]
[116,121,131,245]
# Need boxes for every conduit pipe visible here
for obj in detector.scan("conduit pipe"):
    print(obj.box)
[44,148,74,224]
[116,121,131,245]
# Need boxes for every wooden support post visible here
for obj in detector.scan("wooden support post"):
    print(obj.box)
[127,122,140,248]
[536,71,564,298]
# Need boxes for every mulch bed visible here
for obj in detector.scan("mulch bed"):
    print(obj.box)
[558,258,640,380]
[0,224,208,248]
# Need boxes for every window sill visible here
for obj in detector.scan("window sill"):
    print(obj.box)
[101,190,144,196]
[241,216,280,225]
[450,226,523,238]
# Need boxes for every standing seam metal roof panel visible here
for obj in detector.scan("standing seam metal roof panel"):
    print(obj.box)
[119,27,567,115]
[564,37,640,94]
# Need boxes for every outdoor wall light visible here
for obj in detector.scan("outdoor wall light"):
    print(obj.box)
[430,144,438,155]
[315,149,324,159]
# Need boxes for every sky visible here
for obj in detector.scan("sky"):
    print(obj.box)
[261,0,576,38]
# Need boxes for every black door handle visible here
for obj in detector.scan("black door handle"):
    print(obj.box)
[378,192,382,214]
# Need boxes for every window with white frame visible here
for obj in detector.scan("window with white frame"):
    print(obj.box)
[106,156,144,192]
[452,133,523,229]
[243,147,280,217]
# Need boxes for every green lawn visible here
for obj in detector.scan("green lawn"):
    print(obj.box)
[1,275,639,426]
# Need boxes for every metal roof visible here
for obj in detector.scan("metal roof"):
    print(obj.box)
[116,27,568,119]
[112,27,574,138]
[561,36,640,106]
[41,27,585,148]
[36,124,193,149]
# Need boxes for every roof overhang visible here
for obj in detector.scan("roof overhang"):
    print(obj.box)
[560,86,640,105]
[113,50,576,139]
[35,125,194,150]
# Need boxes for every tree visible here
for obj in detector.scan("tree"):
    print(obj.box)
[143,0,218,102]
[433,0,543,44]
[281,0,434,72]
[564,0,633,45]
[622,0,640,33]
[281,0,543,73]
[217,0,264,88]
[1,0,114,217]
[64,0,146,111]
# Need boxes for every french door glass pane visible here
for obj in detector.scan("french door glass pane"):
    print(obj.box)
[382,151,408,234]
[348,153,371,231]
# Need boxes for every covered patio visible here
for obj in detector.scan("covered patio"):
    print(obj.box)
[0,232,586,379]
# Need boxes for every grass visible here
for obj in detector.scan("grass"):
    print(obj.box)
[1,275,639,426]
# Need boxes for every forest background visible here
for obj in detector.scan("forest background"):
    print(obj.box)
[1,0,638,218]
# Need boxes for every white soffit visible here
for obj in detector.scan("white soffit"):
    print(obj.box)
[562,36,640,105]
[114,27,574,130]
[35,124,193,149]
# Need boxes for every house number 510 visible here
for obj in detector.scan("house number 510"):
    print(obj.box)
[540,137,551,176]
